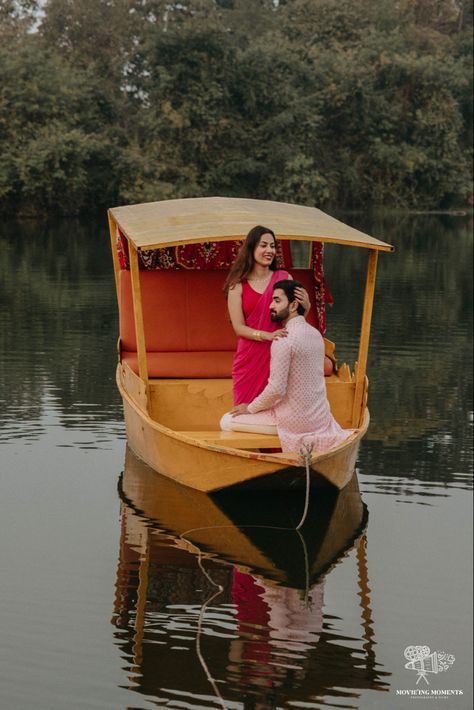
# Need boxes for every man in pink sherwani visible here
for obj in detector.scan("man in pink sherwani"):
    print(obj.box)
[220,280,353,454]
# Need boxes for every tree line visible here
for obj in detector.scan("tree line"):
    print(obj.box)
[0,0,472,216]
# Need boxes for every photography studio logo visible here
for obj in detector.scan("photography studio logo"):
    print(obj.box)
[395,645,463,699]
[404,646,455,685]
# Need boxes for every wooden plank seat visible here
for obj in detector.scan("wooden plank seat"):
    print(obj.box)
[178,430,281,449]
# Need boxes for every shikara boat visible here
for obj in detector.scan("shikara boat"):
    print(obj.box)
[108,197,393,492]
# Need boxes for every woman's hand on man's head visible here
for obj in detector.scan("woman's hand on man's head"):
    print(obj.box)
[294,286,311,313]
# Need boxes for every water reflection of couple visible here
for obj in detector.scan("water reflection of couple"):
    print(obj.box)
[229,568,324,706]
[221,225,353,454]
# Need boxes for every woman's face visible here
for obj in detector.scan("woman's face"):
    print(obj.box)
[253,233,276,267]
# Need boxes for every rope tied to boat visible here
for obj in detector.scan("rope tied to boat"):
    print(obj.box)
[296,442,314,531]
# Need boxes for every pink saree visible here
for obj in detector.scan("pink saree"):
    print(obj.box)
[232,269,289,405]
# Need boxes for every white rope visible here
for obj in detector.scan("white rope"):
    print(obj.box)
[296,442,313,531]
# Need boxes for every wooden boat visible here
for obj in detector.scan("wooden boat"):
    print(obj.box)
[108,197,393,492]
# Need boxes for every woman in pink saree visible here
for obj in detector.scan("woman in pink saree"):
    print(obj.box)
[224,226,310,405]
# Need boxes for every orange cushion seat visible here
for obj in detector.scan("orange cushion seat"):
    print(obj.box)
[122,351,235,378]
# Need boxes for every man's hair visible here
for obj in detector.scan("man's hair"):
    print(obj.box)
[273,279,305,315]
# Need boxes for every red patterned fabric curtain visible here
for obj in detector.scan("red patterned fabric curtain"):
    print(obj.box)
[312,242,333,335]
[116,229,293,271]
[142,241,242,270]
[116,228,130,269]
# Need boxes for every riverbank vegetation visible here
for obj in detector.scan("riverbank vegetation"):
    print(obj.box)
[0,0,472,215]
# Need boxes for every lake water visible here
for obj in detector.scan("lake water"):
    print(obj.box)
[0,213,472,710]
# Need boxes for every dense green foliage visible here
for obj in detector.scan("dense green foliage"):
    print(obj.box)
[0,0,472,215]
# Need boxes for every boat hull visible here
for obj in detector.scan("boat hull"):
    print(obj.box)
[118,365,369,493]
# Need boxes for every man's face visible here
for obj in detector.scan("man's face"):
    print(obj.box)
[270,288,291,322]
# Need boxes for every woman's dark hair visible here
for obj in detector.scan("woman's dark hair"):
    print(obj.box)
[223,225,277,294]
[273,279,305,315]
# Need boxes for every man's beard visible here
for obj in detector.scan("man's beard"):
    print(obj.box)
[270,306,290,322]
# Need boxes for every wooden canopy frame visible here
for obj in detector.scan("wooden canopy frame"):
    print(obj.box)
[108,197,393,428]
[109,196,393,252]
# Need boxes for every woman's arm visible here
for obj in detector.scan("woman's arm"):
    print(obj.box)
[227,284,287,342]
[286,274,311,315]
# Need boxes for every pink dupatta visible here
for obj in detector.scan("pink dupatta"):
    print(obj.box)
[232,269,289,405]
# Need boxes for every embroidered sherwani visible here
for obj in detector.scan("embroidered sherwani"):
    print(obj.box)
[231,315,352,453]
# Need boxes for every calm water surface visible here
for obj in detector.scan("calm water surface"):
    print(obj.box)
[0,214,472,710]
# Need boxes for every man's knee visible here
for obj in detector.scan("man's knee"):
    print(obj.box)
[220,411,277,435]
[220,412,234,431]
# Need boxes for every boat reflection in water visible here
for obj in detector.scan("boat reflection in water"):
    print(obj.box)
[112,447,390,708]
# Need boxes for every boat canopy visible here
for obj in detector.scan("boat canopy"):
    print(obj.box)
[109,197,394,252]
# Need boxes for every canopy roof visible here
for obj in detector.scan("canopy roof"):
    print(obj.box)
[109,197,394,252]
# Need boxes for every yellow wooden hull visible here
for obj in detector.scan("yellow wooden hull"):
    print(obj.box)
[117,364,369,493]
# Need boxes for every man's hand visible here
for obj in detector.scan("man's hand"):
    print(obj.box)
[230,403,249,415]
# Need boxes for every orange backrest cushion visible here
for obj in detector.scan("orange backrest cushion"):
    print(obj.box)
[119,268,317,353]
[119,270,236,352]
